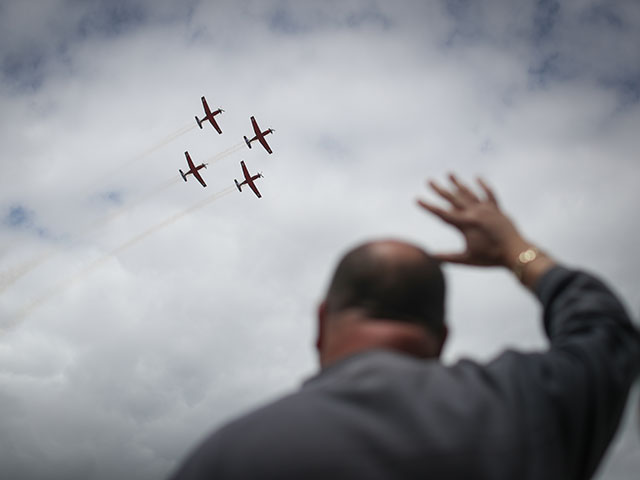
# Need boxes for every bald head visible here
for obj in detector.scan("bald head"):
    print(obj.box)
[324,240,446,335]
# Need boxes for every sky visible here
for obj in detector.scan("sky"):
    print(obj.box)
[0,0,639,478]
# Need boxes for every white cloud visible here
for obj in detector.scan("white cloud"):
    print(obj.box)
[0,1,638,479]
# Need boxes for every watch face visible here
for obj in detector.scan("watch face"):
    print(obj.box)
[518,248,537,264]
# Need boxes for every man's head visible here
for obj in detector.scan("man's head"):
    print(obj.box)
[317,239,447,367]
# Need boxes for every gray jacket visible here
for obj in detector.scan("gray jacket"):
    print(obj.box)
[170,267,640,479]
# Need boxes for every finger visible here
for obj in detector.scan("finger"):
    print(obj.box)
[428,180,465,210]
[432,251,472,264]
[449,174,480,204]
[476,177,499,206]
[416,199,464,226]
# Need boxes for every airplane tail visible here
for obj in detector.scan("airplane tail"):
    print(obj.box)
[234,179,242,192]
[195,116,203,129]
[179,169,187,182]
[244,136,252,149]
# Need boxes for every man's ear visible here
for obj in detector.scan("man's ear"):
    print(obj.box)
[316,300,328,352]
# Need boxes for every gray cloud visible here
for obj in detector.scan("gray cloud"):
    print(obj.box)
[439,0,640,104]
[0,0,198,91]
[0,1,638,479]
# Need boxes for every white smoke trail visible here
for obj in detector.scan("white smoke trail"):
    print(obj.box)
[133,123,197,161]
[3,185,236,332]
[91,122,197,189]
[0,126,241,300]
[0,251,54,294]
[0,177,181,295]
[85,176,181,233]
[205,142,245,164]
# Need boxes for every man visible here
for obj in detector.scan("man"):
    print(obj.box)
[170,174,640,479]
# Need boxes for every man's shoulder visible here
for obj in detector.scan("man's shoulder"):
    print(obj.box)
[220,349,508,437]
[213,351,426,439]
[172,349,543,479]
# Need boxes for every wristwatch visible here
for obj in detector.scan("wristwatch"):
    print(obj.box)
[513,247,539,280]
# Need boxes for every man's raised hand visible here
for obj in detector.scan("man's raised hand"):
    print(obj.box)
[417,174,529,268]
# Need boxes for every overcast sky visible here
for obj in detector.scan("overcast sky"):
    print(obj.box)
[1,1,639,479]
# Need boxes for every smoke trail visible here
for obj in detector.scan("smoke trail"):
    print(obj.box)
[3,186,236,332]
[0,129,238,297]
[82,185,235,275]
[0,177,181,295]
[92,122,197,189]
[133,123,197,161]
[205,142,245,164]
[0,251,54,294]
[0,123,229,295]
[84,176,181,232]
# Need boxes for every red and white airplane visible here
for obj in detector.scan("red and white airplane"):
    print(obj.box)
[243,116,275,154]
[195,96,224,134]
[234,160,263,198]
[179,151,208,187]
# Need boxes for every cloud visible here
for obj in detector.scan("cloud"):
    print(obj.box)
[262,0,392,34]
[439,0,640,105]
[4,205,34,228]
[0,1,638,479]
[0,0,199,92]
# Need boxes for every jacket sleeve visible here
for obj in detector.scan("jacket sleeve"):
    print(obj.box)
[530,266,640,479]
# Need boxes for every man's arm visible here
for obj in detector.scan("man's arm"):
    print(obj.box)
[417,174,640,478]
[532,266,639,478]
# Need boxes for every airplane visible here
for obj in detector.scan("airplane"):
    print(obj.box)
[234,160,263,198]
[179,151,208,187]
[195,96,224,134]
[243,116,275,154]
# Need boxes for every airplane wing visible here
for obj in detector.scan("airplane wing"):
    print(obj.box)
[210,117,222,134]
[201,96,212,117]
[241,160,250,180]
[192,169,207,187]
[185,151,196,170]
[247,179,262,198]
[258,135,272,154]
[251,116,260,135]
